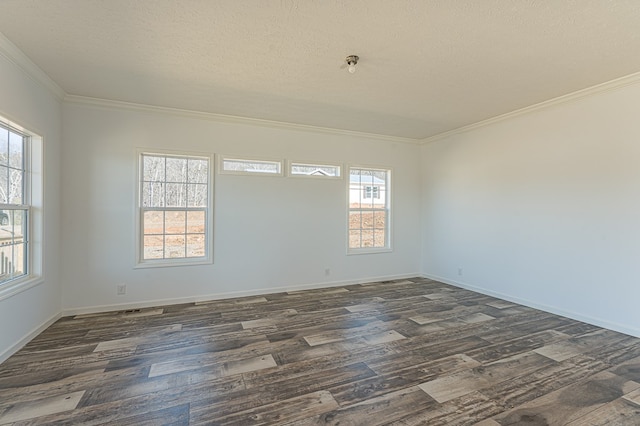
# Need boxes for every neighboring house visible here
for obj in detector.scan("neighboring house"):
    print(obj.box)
[349,174,386,206]
[307,169,332,176]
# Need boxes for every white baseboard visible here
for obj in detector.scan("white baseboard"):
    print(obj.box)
[421,273,640,339]
[62,273,421,317]
[0,312,62,364]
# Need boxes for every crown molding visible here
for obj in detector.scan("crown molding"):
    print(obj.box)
[420,71,640,144]
[64,95,421,145]
[0,32,65,101]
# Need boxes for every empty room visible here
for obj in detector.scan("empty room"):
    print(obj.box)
[1,1,640,424]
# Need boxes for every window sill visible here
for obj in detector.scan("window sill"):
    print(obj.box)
[347,247,393,255]
[0,276,45,302]
[134,258,213,269]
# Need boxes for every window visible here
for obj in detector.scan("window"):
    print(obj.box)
[219,156,282,175]
[0,124,28,284]
[289,162,341,178]
[348,167,391,252]
[138,152,212,266]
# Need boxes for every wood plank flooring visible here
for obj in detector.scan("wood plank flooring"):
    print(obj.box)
[1,277,640,425]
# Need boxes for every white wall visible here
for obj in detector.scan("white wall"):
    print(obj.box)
[0,52,62,360]
[421,83,640,337]
[61,103,422,313]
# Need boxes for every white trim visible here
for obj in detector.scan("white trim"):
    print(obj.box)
[421,273,640,339]
[61,273,421,316]
[64,95,420,145]
[134,258,212,269]
[0,32,65,101]
[420,71,640,144]
[0,311,62,364]
[347,247,393,256]
[218,154,284,176]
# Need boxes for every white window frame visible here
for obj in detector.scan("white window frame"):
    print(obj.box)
[135,149,213,268]
[288,161,342,179]
[218,155,283,176]
[347,165,392,254]
[0,116,44,302]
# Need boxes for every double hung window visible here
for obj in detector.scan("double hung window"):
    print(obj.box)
[348,167,391,252]
[0,124,29,284]
[138,152,212,266]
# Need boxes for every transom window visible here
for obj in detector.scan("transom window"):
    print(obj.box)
[348,167,391,252]
[138,152,211,265]
[219,156,282,175]
[0,124,28,283]
[290,162,341,178]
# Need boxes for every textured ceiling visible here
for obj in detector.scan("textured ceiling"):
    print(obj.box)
[1,0,640,140]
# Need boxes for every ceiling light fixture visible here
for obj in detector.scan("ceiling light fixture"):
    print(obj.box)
[346,55,359,74]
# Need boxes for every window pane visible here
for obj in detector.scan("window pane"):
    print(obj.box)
[187,234,205,257]
[0,165,7,204]
[143,235,163,259]
[0,128,8,166]
[0,243,11,279]
[349,230,361,249]
[0,241,25,280]
[378,187,386,203]
[165,183,187,207]
[142,182,164,207]
[143,155,165,182]
[166,157,187,182]
[9,168,23,204]
[360,211,374,229]
[360,230,375,248]
[8,131,23,169]
[165,211,186,234]
[373,211,386,228]
[374,230,386,247]
[349,170,363,207]
[165,235,186,258]
[12,242,26,276]
[187,184,207,207]
[222,158,280,174]
[188,159,208,183]
[348,211,361,230]
[187,211,205,233]
[11,210,26,241]
[143,211,164,235]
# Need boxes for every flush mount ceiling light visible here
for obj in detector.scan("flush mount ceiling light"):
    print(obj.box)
[345,55,359,74]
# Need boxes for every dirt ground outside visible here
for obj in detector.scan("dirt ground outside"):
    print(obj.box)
[142,210,205,259]
[349,206,387,248]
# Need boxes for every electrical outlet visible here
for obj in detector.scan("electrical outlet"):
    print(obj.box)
[457,268,463,276]
[324,268,331,276]
[116,284,127,295]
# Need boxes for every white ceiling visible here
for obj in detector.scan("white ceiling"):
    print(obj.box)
[1,0,640,140]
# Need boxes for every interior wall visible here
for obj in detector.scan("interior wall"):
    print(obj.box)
[61,103,422,313]
[421,82,640,337]
[0,53,62,359]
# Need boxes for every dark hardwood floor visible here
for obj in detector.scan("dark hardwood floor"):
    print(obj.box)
[1,277,640,425]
